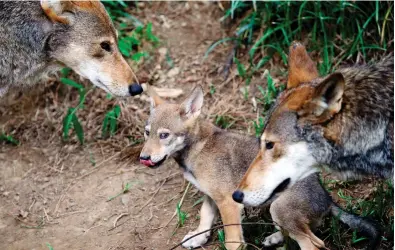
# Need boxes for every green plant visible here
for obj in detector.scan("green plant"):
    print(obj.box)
[0,133,19,145]
[176,202,188,227]
[107,181,136,201]
[46,243,54,250]
[102,105,121,138]
[217,229,226,250]
[61,77,86,145]
[253,117,265,137]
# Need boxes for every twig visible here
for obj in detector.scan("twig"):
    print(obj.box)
[113,213,129,228]
[43,207,50,222]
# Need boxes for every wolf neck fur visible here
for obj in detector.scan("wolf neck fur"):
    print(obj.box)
[173,119,220,172]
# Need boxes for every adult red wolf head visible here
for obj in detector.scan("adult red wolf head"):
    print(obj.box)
[41,0,142,96]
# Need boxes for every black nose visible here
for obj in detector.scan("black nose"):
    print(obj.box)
[129,83,143,96]
[139,155,150,161]
[232,190,244,203]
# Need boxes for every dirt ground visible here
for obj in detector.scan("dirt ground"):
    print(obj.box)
[0,2,234,250]
[0,2,392,250]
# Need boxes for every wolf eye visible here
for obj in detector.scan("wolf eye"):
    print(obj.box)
[145,130,150,136]
[100,41,111,52]
[159,133,169,139]
[265,141,275,150]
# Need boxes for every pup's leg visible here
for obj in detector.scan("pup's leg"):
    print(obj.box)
[182,196,217,248]
[262,230,284,247]
[289,230,325,250]
[217,199,244,250]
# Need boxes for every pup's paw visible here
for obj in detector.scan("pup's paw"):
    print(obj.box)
[181,230,210,249]
[262,231,284,247]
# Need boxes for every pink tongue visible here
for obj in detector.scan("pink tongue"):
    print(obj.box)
[140,159,154,167]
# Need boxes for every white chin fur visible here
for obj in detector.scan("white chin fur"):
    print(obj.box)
[242,142,318,206]
[76,61,129,97]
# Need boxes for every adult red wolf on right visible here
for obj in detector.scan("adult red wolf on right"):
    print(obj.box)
[234,41,393,207]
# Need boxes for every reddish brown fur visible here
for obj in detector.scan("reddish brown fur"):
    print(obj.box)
[287,41,319,89]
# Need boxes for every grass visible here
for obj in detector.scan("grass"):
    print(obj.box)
[208,1,393,115]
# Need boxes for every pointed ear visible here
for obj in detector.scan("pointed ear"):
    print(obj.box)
[312,73,345,115]
[180,85,204,119]
[297,73,345,122]
[287,41,319,89]
[40,0,73,24]
[145,85,165,112]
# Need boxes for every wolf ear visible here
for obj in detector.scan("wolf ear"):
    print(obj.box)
[287,41,319,89]
[299,73,345,119]
[40,0,73,24]
[180,85,204,120]
[145,85,164,112]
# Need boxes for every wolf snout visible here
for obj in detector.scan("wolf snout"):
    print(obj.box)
[232,190,244,203]
[129,83,143,96]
